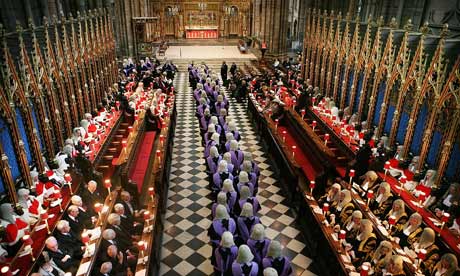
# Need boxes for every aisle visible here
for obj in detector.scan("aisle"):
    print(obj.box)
[160,72,213,275]
[225,89,316,276]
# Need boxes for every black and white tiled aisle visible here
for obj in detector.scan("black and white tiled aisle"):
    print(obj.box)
[160,72,213,276]
[160,68,317,276]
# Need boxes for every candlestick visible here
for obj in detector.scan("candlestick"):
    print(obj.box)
[148,187,155,202]
[40,212,50,234]
[322,203,329,216]
[384,161,390,180]
[360,264,369,276]
[349,169,355,187]
[366,190,374,210]
[440,212,450,235]
[324,134,330,146]
[94,203,103,225]
[282,130,287,143]
[138,241,146,265]
[54,190,63,213]
[388,215,396,233]
[291,146,296,159]
[1,266,12,276]
[64,173,73,195]
[312,120,316,131]
[274,119,279,131]
[22,234,35,261]
[156,150,162,168]
[301,109,306,120]
[398,176,407,196]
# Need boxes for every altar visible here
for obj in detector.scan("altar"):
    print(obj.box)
[185,26,218,39]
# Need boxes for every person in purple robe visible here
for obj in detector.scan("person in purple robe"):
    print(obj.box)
[224,133,235,153]
[227,122,241,141]
[236,171,255,197]
[222,179,237,210]
[237,203,260,244]
[237,186,261,215]
[262,241,293,276]
[213,231,238,276]
[196,98,209,118]
[206,146,221,175]
[204,132,220,159]
[200,108,212,134]
[212,160,233,192]
[204,78,213,93]
[215,95,227,116]
[229,141,244,169]
[212,192,231,219]
[218,108,228,128]
[242,152,260,177]
[247,224,271,265]
[263,268,279,276]
[232,245,259,276]
[208,205,236,248]
[223,153,236,176]
[240,161,258,190]
[210,116,222,134]
[194,83,205,103]
[204,123,216,145]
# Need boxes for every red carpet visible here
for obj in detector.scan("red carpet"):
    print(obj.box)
[129,132,156,192]
[278,126,318,181]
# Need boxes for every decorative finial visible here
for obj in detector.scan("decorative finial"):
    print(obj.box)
[28,18,35,30]
[440,23,449,38]
[345,12,351,21]
[43,16,49,27]
[367,14,374,25]
[337,11,342,21]
[403,19,413,32]
[15,20,23,34]
[377,16,385,27]
[389,17,398,29]
[419,21,430,35]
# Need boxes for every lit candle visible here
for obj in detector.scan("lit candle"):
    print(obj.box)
[291,145,296,159]
[282,130,287,143]
[156,150,162,167]
[301,109,306,119]
[309,181,315,194]
[360,264,369,276]
[339,229,346,240]
[159,135,165,147]
[138,241,146,265]
[40,211,50,234]
[384,161,391,180]
[104,179,112,200]
[274,119,279,131]
[324,134,330,146]
[1,266,12,276]
[64,173,73,195]
[399,176,407,196]
[94,203,103,222]
[349,169,355,187]
[148,187,155,202]
[122,139,128,153]
[312,120,317,131]
[54,190,63,213]
[322,203,329,215]
[442,212,450,223]
[312,97,316,106]
[22,234,34,260]
[367,190,374,210]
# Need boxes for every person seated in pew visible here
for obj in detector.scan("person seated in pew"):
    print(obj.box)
[341,210,363,242]
[38,251,66,276]
[405,169,437,197]
[203,123,217,145]
[45,236,80,275]
[383,199,408,233]
[113,203,143,236]
[383,255,406,276]
[64,205,84,238]
[80,180,104,214]
[407,227,439,274]
[247,224,270,265]
[218,108,228,129]
[17,188,41,225]
[118,191,143,221]
[346,219,377,267]
[55,220,85,259]
[100,229,117,254]
[241,152,260,178]
[392,212,423,248]
[223,132,235,153]
[145,105,162,132]
[268,97,285,121]
[329,190,355,225]
[71,195,95,229]
[262,241,292,276]
[212,231,238,276]
[448,209,460,237]
[197,98,210,118]
[208,205,237,249]
[93,262,112,276]
[107,213,135,252]
[368,240,393,275]
[318,183,341,208]
[99,245,129,276]
[232,244,259,276]
[432,253,460,276]
[431,182,460,214]
[356,171,379,197]
[349,133,373,178]
[369,182,394,218]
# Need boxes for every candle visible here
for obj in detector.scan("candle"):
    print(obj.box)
[309,181,316,190]
[54,190,63,212]
[128,126,133,134]
[349,170,355,178]
[134,114,139,121]
[159,135,165,147]
[384,161,391,170]
[122,139,128,149]
[282,130,287,143]
[138,241,146,251]
[418,249,427,260]
[360,264,369,276]
[312,97,316,106]
[274,119,279,131]
[442,212,450,223]
[291,145,296,159]
[148,187,155,202]
[301,109,306,119]
[40,211,50,234]
[116,101,120,108]
[312,120,317,130]
[389,215,396,226]
[104,179,112,200]
[322,203,329,213]
[324,133,330,141]
[64,173,72,183]
[359,132,364,140]
[94,203,103,214]
[367,190,374,199]
[81,232,90,244]
[339,230,346,240]
[22,235,33,246]
[1,266,12,276]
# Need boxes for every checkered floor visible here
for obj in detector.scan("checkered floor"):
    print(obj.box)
[160,70,316,276]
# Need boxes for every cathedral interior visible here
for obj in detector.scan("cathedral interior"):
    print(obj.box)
[0,0,460,275]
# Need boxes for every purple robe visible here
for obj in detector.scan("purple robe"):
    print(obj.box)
[215,102,226,116]
[238,197,261,213]
[212,172,234,191]
[223,191,237,210]
[200,116,212,132]
[262,257,292,276]
[194,89,204,102]
[238,170,258,187]
[230,150,244,168]
[214,246,238,274]
[197,104,209,117]
[247,238,271,265]
[231,130,241,141]
[237,216,260,243]
[204,140,218,158]
[212,203,230,218]
[206,156,222,175]
[208,218,236,246]
[219,116,227,127]
[237,182,255,197]
[231,262,259,276]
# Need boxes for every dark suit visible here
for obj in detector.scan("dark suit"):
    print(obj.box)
[55,231,84,258]
[80,189,103,213]
[108,225,132,252]
[47,248,79,274]
[64,215,84,238]
[99,254,127,276]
